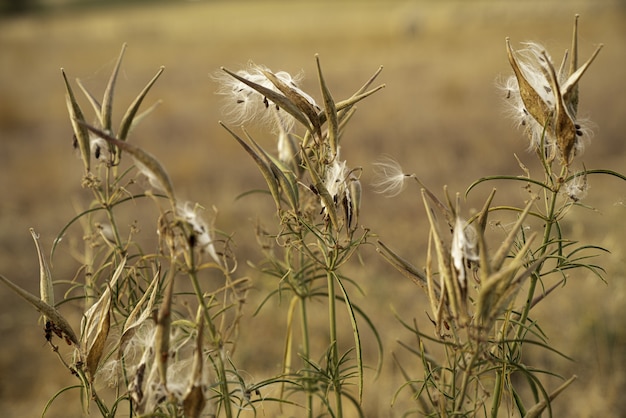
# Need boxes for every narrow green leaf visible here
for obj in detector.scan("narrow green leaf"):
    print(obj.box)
[347,300,383,379]
[466,175,552,198]
[334,273,363,403]
[41,385,84,418]
[280,296,298,402]
[567,168,626,183]
[524,375,577,418]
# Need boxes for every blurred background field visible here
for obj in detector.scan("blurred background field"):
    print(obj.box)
[1,0,626,416]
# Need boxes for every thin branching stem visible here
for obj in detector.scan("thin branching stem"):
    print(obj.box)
[514,165,564,345]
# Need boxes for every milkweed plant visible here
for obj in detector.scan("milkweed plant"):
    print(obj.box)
[1,15,624,418]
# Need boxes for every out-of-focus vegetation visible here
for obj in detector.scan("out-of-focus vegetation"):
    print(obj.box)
[1,1,625,416]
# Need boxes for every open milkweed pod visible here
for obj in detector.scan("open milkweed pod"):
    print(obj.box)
[504,16,602,165]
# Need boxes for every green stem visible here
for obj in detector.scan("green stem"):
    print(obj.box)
[490,368,504,418]
[299,297,314,418]
[515,174,561,342]
[216,348,233,418]
[186,247,232,418]
[83,212,97,309]
[327,270,343,418]
[488,163,565,416]
[502,166,564,415]
[454,350,479,412]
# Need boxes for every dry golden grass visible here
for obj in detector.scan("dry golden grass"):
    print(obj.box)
[1,1,626,416]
